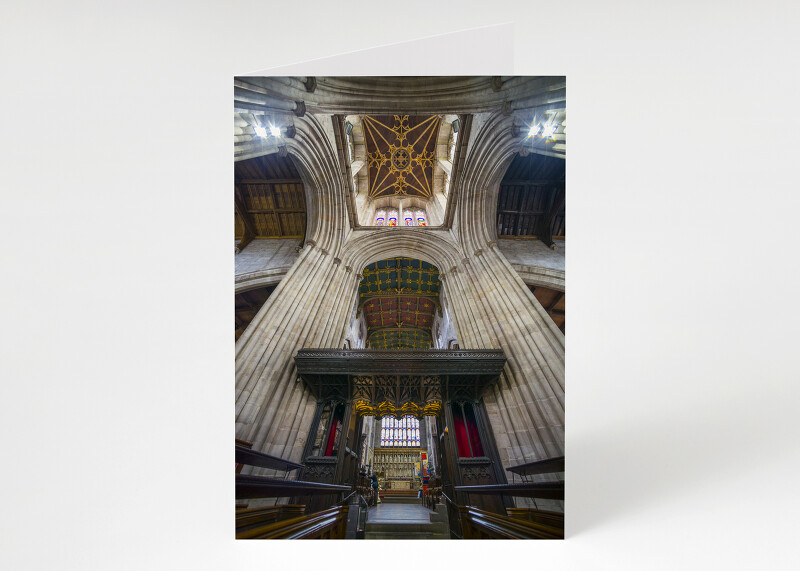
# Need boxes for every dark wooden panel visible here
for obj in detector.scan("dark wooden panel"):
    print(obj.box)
[235,474,350,499]
[460,505,563,539]
[506,455,564,476]
[506,508,564,530]
[235,445,303,471]
[295,349,506,376]
[455,481,564,501]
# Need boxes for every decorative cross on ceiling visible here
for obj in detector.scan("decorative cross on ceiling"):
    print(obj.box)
[363,115,440,199]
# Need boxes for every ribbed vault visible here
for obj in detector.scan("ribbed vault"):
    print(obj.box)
[363,115,440,199]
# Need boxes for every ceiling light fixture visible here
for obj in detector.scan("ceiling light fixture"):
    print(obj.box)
[269,123,281,138]
[542,122,557,138]
[254,125,268,138]
[527,124,540,138]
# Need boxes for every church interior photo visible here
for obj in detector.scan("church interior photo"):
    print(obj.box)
[233,76,566,539]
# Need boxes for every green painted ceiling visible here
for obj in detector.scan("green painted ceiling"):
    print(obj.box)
[359,257,441,350]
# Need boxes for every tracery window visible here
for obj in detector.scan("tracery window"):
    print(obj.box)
[388,210,398,226]
[380,415,421,447]
[415,210,426,226]
[375,210,386,226]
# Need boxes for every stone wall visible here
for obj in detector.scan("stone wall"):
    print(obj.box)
[496,238,565,272]
[235,239,300,277]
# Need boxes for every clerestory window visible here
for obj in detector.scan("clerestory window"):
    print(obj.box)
[374,207,427,226]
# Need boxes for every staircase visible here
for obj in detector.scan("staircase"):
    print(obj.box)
[364,501,449,539]
[379,492,420,504]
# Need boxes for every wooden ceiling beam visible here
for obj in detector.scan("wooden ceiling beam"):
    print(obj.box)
[234,185,258,252]
[497,208,546,216]
[535,182,565,246]
[246,208,305,214]
[547,292,565,312]
[500,180,562,187]
[236,299,265,313]
[238,178,303,185]
[261,183,286,236]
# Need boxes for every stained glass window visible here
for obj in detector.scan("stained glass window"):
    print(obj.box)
[373,207,427,226]
[380,416,421,447]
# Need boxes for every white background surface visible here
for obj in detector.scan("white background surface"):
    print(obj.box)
[2,3,799,569]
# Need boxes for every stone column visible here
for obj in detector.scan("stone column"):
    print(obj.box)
[235,245,359,472]
[425,416,437,472]
[442,247,565,467]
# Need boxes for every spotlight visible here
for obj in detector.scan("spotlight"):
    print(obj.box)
[542,122,557,138]
[254,125,268,138]
[269,123,281,138]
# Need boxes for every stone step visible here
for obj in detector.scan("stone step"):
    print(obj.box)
[379,496,422,504]
[365,521,447,534]
[364,502,449,539]
[365,531,448,539]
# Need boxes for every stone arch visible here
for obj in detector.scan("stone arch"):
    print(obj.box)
[234,271,289,294]
[338,231,467,352]
[453,111,523,252]
[340,229,462,273]
[237,113,349,257]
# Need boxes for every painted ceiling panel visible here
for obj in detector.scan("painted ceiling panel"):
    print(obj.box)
[359,257,441,350]
[363,115,441,199]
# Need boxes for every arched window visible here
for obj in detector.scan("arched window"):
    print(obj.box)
[404,213,414,226]
[380,416,421,447]
[415,210,426,226]
[375,210,386,226]
[388,210,398,226]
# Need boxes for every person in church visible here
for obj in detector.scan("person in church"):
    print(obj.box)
[370,473,380,506]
